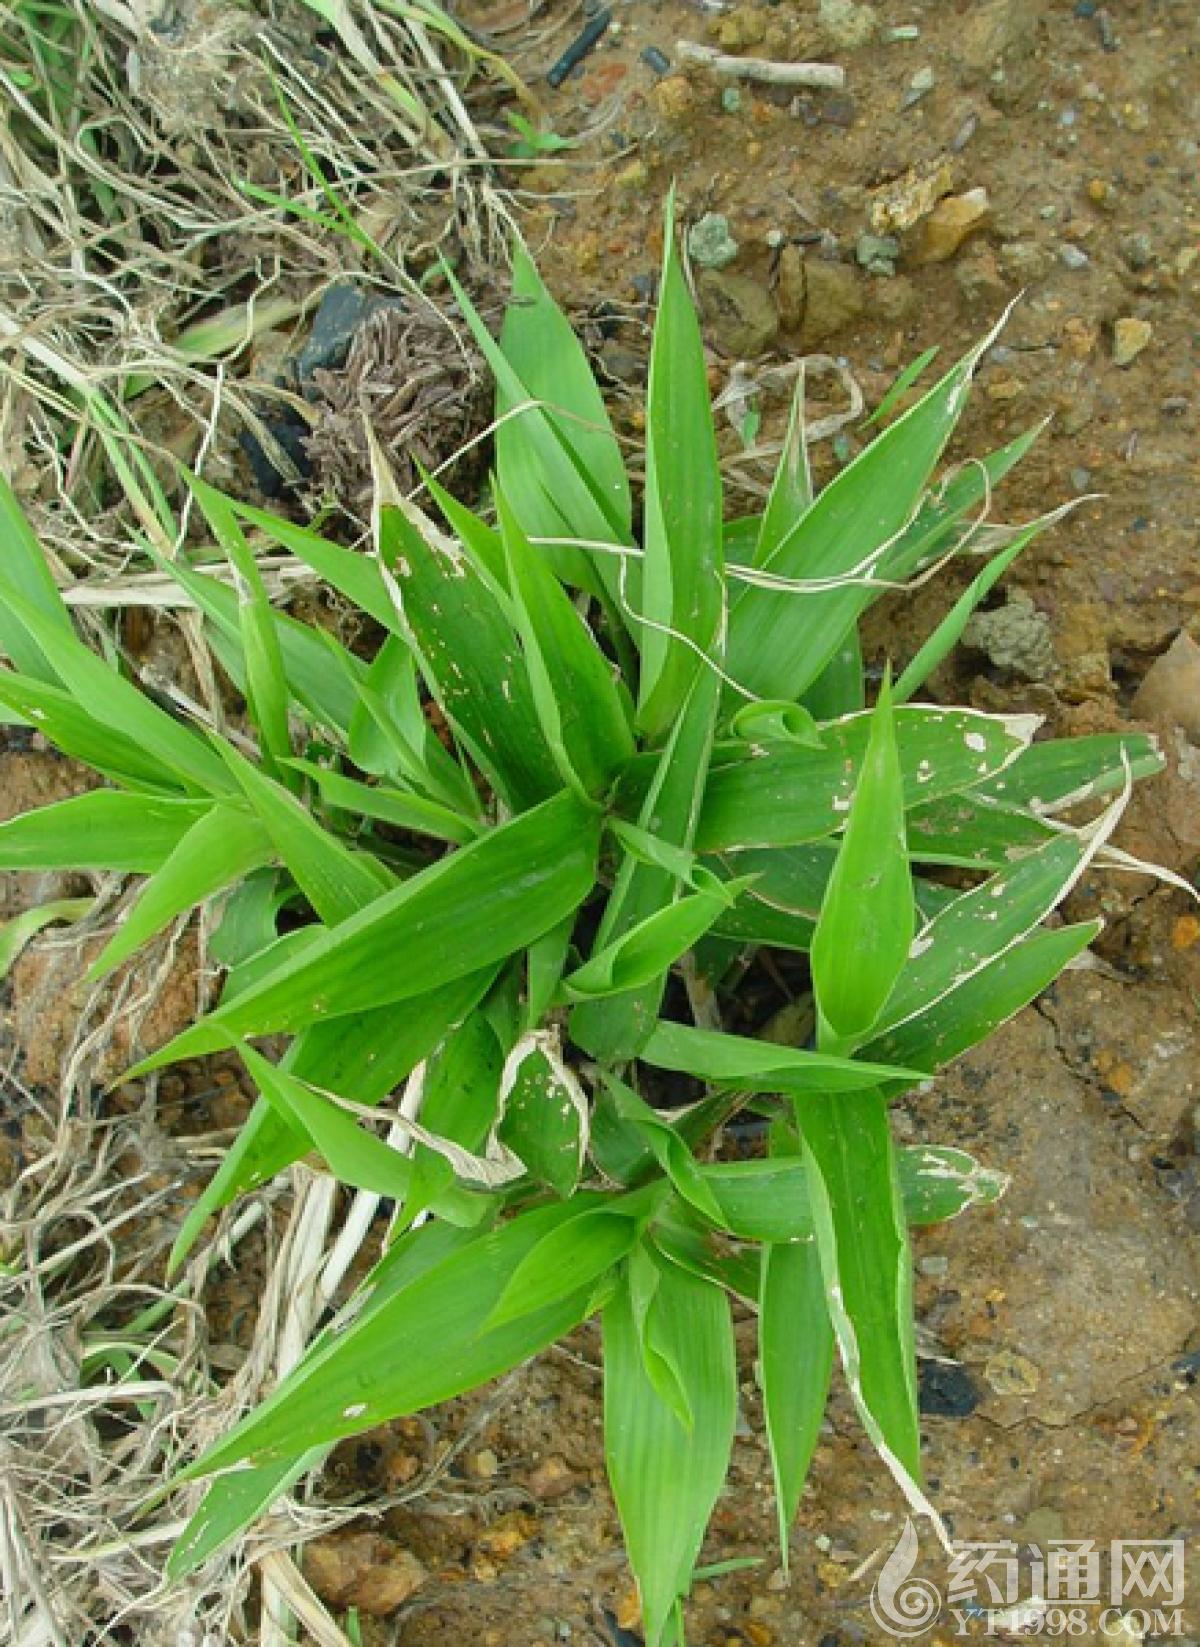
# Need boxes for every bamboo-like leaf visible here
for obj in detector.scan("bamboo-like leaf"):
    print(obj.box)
[638,1020,926,1093]
[894,527,1037,704]
[496,482,634,797]
[810,676,913,1046]
[562,874,749,1001]
[637,198,724,737]
[184,1199,609,1474]
[496,1030,588,1198]
[402,1009,506,1225]
[754,371,813,569]
[167,1451,323,1580]
[976,731,1163,813]
[572,668,719,1060]
[187,473,292,778]
[759,1238,832,1565]
[695,705,1038,853]
[288,758,479,846]
[862,919,1102,1079]
[487,1205,643,1330]
[0,897,93,977]
[377,494,558,812]
[168,970,496,1271]
[797,1089,925,1505]
[89,804,273,979]
[603,1254,736,1647]
[134,790,600,1071]
[1,587,233,796]
[0,471,74,680]
[726,320,1009,701]
[0,791,211,871]
[219,744,394,924]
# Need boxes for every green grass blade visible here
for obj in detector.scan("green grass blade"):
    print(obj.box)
[185,1200,607,1474]
[167,971,497,1271]
[863,919,1102,1080]
[603,1254,736,1647]
[377,494,559,812]
[571,669,720,1060]
[754,371,813,569]
[0,472,73,680]
[759,1238,833,1566]
[288,758,479,846]
[0,897,94,978]
[0,791,211,871]
[636,198,724,738]
[637,1020,926,1093]
[726,321,1007,701]
[496,482,634,797]
[89,804,272,979]
[133,790,600,1070]
[220,744,394,924]
[810,676,913,1047]
[975,731,1164,812]
[797,1088,925,1505]
[496,1030,587,1198]
[695,704,1037,852]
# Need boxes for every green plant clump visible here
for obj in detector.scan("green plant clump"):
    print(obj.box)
[0,208,1162,1643]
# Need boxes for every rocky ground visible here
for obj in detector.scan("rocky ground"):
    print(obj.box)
[2,0,1198,1642]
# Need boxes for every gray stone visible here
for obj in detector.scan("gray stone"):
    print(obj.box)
[698,269,779,357]
[817,0,878,50]
[687,212,739,270]
[963,589,1056,680]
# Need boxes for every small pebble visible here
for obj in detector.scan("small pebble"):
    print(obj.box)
[919,1362,980,1418]
[855,231,900,275]
[1070,467,1092,490]
[984,1349,1041,1397]
[1120,230,1154,271]
[640,45,671,75]
[918,1254,949,1277]
[886,23,920,40]
[1112,316,1152,367]
[687,212,740,270]
[1074,0,1096,13]
[902,65,935,108]
[721,85,742,114]
[1059,243,1089,269]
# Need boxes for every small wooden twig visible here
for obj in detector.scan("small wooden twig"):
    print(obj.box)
[674,41,846,88]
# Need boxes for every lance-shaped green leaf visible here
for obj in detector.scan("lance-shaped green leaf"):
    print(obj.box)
[486,1204,645,1330]
[496,1030,588,1198]
[603,1254,736,1647]
[496,482,634,797]
[760,1238,832,1566]
[227,495,397,628]
[893,527,1036,704]
[168,970,497,1271]
[186,472,292,778]
[346,634,476,813]
[695,1145,1008,1243]
[288,758,479,846]
[89,804,273,979]
[219,743,394,924]
[145,542,364,739]
[184,1198,611,1475]
[695,705,1038,852]
[0,672,182,792]
[572,668,720,1061]
[637,200,724,738]
[0,791,212,871]
[904,793,1057,868]
[753,369,814,569]
[443,258,629,596]
[167,1450,323,1580]
[873,827,1103,1039]
[862,918,1102,1080]
[0,472,74,680]
[797,1088,925,1510]
[637,1020,926,1093]
[595,1073,726,1226]
[975,731,1163,813]
[0,897,93,977]
[562,872,750,1001]
[725,318,1009,701]
[497,239,632,541]
[134,789,600,1070]
[1,586,234,796]
[810,677,913,1046]
[376,491,558,813]
[238,1043,487,1223]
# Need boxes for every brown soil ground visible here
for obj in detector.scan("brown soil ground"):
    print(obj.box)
[3,1,1198,1643]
